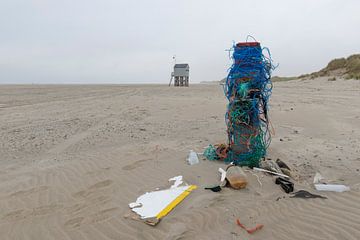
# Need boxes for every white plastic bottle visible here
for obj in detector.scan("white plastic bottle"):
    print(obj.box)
[187,150,199,165]
[314,184,350,192]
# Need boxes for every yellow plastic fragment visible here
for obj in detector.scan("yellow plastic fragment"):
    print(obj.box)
[156,185,197,219]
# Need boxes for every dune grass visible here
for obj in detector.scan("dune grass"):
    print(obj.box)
[218,54,360,83]
[312,54,360,80]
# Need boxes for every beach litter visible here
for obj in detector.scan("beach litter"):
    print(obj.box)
[276,158,290,170]
[314,184,350,192]
[260,159,283,175]
[275,177,294,193]
[218,167,227,187]
[313,172,350,192]
[260,158,293,177]
[236,219,264,234]
[226,165,248,189]
[128,176,197,225]
[204,185,222,192]
[203,39,276,168]
[290,190,327,199]
[280,168,292,178]
[313,172,325,184]
[169,175,183,188]
[187,150,199,165]
[253,167,290,178]
[206,165,248,192]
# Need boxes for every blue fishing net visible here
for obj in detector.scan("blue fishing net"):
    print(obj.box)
[204,40,276,167]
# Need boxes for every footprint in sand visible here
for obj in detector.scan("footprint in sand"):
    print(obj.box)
[31,204,63,216]
[2,209,29,222]
[2,204,63,222]
[9,186,49,198]
[72,190,92,198]
[64,207,118,228]
[89,195,110,205]
[72,180,113,198]
[88,207,118,224]
[85,167,111,177]
[89,179,113,190]
[122,159,151,171]
[64,217,85,228]
[66,203,88,215]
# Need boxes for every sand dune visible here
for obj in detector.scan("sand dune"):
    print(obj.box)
[0,78,359,239]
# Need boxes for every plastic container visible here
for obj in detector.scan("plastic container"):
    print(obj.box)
[226,166,248,189]
[314,184,350,192]
[187,150,199,165]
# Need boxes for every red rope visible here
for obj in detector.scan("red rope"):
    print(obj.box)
[236,219,264,234]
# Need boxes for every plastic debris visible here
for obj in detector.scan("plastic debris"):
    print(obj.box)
[290,190,327,199]
[253,167,290,178]
[223,41,276,167]
[226,166,247,189]
[187,150,199,165]
[312,172,350,192]
[276,159,290,170]
[313,172,325,184]
[280,168,292,177]
[236,219,264,234]
[128,176,197,225]
[218,168,227,186]
[129,202,142,208]
[246,170,263,186]
[260,159,283,174]
[203,144,219,161]
[275,177,294,193]
[204,186,222,192]
[314,184,350,192]
[203,40,276,167]
[169,176,183,188]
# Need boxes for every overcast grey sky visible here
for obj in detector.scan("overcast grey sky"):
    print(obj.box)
[0,0,359,84]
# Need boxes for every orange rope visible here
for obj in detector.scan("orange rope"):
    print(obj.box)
[236,219,264,234]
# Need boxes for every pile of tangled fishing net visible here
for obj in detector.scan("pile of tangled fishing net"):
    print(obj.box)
[204,39,276,167]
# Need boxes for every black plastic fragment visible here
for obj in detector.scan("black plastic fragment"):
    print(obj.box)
[204,186,222,192]
[290,190,327,199]
[275,177,294,193]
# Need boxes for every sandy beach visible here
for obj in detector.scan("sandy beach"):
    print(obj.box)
[0,78,359,239]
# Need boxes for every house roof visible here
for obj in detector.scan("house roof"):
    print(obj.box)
[174,63,189,68]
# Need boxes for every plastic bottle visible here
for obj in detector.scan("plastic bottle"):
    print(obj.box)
[314,184,350,192]
[187,150,199,165]
[226,165,248,189]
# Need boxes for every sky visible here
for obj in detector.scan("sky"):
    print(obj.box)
[0,0,359,84]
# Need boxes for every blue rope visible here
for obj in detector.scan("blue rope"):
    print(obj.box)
[204,40,276,167]
[225,42,275,167]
